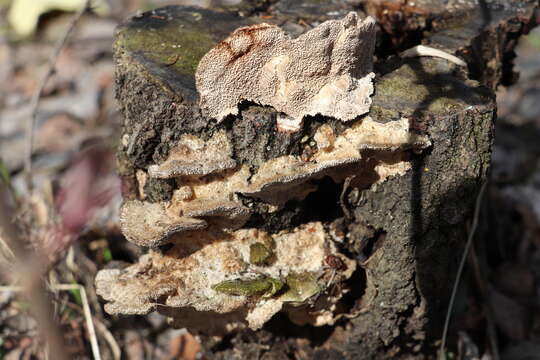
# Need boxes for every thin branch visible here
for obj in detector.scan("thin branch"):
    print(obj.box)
[0,276,68,360]
[340,176,355,219]
[92,316,121,360]
[24,0,92,192]
[439,181,488,358]
[468,238,499,360]
[1,187,68,360]
[53,284,102,360]
[63,301,121,360]
[0,284,103,360]
[0,285,23,291]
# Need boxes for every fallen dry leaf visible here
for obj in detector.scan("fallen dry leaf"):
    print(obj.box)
[168,330,201,360]
[55,142,118,234]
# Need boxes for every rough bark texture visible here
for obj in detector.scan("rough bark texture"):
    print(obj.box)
[110,1,538,358]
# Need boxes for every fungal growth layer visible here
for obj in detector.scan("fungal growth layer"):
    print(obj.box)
[196,12,377,131]
[96,10,432,334]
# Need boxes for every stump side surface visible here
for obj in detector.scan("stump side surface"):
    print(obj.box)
[108,2,537,358]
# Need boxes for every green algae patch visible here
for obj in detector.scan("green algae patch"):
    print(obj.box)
[143,1,268,14]
[372,58,491,122]
[273,0,355,23]
[212,277,284,297]
[214,0,270,14]
[249,242,273,265]
[115,6,254,94]
[119,21,214,79]
[249,234,275,265]
[280,272,320,303]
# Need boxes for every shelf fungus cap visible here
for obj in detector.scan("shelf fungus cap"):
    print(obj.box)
[95,256,177,315]
[181,199,251,229]
[195,12,377,128]
[95,222,358,333]
[242,128,365,200]
[148,130,236,179]
[119,200,207,247]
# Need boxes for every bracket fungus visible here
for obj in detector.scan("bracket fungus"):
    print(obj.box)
[195,12,377,131]
[96,223,357,331]
[97,10,433,334]
[119,200,207,247]
[148,130,236,178]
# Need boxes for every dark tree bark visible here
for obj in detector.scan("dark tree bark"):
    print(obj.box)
[106,1,538,358]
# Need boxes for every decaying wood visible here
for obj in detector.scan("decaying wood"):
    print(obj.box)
[99,1,537,358]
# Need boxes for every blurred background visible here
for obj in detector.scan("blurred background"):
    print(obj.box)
[0,0,539,359]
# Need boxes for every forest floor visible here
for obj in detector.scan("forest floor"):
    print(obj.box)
[0,1,539,359]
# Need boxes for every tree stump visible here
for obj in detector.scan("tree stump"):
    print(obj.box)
[96,1,537,358]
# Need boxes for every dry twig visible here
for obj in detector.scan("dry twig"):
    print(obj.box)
[0,278,68,360]
[468,238,500,360]
[1,185,68,360]
[53,284,102,360]
[24,0,92,191]
[63,301,121,360]
[439,181,488,359]
[2,1,95,340]
[0,283,103,360]
[340,176,355,219]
